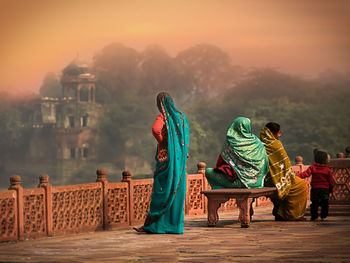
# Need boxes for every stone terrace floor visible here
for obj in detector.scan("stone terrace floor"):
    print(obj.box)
[1,206,350,263]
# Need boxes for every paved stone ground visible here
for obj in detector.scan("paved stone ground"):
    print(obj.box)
[1,206,350,262]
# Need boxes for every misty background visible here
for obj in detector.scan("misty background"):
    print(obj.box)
[0,42,349,189]
[1,0,350,189]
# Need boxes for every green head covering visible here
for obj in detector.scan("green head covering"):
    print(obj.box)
[221,117,269,188]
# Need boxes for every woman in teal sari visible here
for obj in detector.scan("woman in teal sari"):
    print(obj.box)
[206,117,269,189]
[134,92,189,234]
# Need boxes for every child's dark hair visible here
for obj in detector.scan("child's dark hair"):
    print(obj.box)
[265,122,280,135]
[314,151,328,164]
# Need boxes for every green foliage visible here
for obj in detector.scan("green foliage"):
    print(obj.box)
[1,43,349,186]
[39,72,61,97]
[0,108,22,157]
[97,95,156,169]
[92,45,350,173]
[189,69,350,165]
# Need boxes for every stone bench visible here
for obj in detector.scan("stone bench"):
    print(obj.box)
[201,187,277,228]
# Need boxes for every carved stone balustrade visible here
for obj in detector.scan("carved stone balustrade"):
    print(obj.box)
[1,157,349,242]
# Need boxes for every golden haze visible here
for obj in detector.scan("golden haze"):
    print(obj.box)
[0,0,349,94]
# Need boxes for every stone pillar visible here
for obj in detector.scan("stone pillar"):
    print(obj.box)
[294,156,304,175]
[88,86,91,102]
[122,171,132,183]
[8,175,24,241]
[96,169,108,230]
[122,171,133,225]
[197,162,208,213]
[92,86,95,102]
[96,169,107,183]
[77,85,81,103]
[295,156,303,165]
[197,162,208,191]
[38,174,53,236]
[197,162,206,176]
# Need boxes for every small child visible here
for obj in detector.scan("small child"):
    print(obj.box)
[298,151,335,221]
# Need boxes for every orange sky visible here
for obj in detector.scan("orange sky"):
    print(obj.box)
[1,0,349,94]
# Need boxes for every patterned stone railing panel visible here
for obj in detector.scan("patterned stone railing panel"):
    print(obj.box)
[129,179,153,225]
[105,182,129,228]
[51,183,103,235]
[185,174,206,215]
[255,195,272,207]
[22,188,46,239]
[0,190,17,242]
[328,159,350,205]
[219,198,237,211]
[1,157,349,242]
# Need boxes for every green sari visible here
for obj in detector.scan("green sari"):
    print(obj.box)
[206,117,269,189]
[142,94,189,234]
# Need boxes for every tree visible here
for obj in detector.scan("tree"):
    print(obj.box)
[92,43,140,104]
[0,108,22,158]
[176,44,243,97]
[39,72,62,97]
[138,45,193,107]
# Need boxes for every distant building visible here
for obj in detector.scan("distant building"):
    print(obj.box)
[28,60,103,184]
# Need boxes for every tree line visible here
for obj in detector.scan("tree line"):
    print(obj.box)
[1,43,349,187]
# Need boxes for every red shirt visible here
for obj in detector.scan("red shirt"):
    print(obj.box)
[152,114,165,143]
[297,163,335,192]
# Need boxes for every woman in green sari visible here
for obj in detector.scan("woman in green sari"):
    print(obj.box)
[205,117,269,189]
[134,92,189,234]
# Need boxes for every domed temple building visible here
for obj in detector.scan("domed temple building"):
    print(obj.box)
[28,61,103,184]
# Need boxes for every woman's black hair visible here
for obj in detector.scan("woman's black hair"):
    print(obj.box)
[314,151,328,165]
[265,122,281,135]
[156,91,171,112]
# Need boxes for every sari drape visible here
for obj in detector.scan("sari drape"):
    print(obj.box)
[260,126,307,220]
[206,117,269,189]
[142,94,189,234]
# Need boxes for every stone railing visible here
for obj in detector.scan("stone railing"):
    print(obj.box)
[292,157,350,205]
[1,159,349,242]
[327,158,350,205]
[1,166,210,242]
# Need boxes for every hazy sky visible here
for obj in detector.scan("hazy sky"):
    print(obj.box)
[1,0,349,94]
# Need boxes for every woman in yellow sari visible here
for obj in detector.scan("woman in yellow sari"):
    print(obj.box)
[260,122,307,221]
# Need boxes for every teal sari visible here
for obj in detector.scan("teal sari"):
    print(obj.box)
[142,94,189,234]
[206,117,269,189]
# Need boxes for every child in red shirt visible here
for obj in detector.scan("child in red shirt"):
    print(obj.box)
[298,151,335,221]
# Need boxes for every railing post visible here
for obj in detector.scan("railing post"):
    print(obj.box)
[294,156,304,174]
[197,162,207,188]
[121,171,133,225]
[122,170,132,183]
[8,175,24,241]
[197,162,206,175]
[38,174,53,236]
[197,162,207,213]
[96,169,108,230]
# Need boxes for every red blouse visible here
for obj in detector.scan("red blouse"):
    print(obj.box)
[152,113,168,162]
[152,113,165,143]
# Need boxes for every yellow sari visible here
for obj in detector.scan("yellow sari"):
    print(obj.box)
[260,127,307,220]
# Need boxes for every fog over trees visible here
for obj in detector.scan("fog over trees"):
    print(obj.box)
[1,43,349,188]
